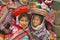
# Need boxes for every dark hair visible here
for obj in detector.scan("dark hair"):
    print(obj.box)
[31,13,44,24]
[5,23,10,29]
[4,22,10,29]
[18,13,30,21]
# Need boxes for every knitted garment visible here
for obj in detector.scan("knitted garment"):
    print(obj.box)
[3,9,12,24]
[0,6,12,30]
[0,6,8,30]
[0,6,8,23]
[31,26,47,40]
[5,25,29,40]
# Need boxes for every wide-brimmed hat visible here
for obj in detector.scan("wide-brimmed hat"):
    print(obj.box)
[19,0,28,5]
[30,8,48,17]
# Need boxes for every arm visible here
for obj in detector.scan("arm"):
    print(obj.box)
[26,28,35,40]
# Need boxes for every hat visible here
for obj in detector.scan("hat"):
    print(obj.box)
[12,6,29,17]
[31,8,48,17]
[19,0,28,5]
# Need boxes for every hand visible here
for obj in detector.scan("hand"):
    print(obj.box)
[5,29,11,34]
[32,38,35,40]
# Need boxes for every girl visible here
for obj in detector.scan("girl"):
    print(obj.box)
[30,13,48,40]
[30,8,56,40]
[9,13,34,40]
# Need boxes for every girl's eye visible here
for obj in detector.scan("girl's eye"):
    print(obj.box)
[37,19,40,21]
[20,20,28,22]
[21,20,24,21]
[25,20,28,22]
[33,19,40,21]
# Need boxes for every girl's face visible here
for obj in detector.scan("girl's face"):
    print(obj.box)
[19,17,29,28]
[22,0,28,3]
[20,0,28,5]
[32,15,41,27]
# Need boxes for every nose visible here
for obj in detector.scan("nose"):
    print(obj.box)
[22,21,27,26]
[34,20,38,23]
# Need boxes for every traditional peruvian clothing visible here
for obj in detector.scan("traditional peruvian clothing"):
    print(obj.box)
[30,19,48,40]
[30,6,56,40]
[0,5,13,30]
[0,1,14,39]
[5,24,30,40]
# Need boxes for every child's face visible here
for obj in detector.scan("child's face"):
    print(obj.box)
[19,17,29,28]
[32,15,41,27]
[20,0,28,5]
[22,0,28,3]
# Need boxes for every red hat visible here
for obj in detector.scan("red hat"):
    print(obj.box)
[0,5,5,11]
[12,6,29,17]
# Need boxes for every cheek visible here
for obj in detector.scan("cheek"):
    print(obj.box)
[20,21,29,25]
[25,22,29,25]
[32,20,40,25]
[19,21,23,25]
[37,21,40,24]
[32,20,35,24]
[32,20,39,23]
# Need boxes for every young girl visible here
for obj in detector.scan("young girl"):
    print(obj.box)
[30,8,56,40]
[30,13,48,40]
[9,13,34,40]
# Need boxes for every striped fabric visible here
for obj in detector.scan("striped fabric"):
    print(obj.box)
[6,25,29,40]
[0,6,12,30]
[3,9,12,24]
[0,6,8,23]
[45,9,55,24]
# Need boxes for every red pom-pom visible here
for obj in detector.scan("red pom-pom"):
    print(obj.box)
[45,0,53,6]
[0,5,4,11]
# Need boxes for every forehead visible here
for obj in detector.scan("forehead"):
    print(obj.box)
[33,15,40,18]
[20,17,28,20]
[22,0,28,1]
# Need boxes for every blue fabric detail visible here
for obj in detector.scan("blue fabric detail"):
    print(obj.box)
[21,35,29,40]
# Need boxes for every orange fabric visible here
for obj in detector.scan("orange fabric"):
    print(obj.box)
[0,34,5,40]
[0,34,4,38]
[32,4,37,8]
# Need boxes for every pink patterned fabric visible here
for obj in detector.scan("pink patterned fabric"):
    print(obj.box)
[0,6,7,18]
[3,9,12,24]
[0,6,12,30]
[0,6,7,30]
[45,9,55,24]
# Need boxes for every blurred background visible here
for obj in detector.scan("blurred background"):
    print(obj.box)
[52,0,60,40]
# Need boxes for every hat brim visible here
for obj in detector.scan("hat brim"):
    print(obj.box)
[31,8,48,17]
